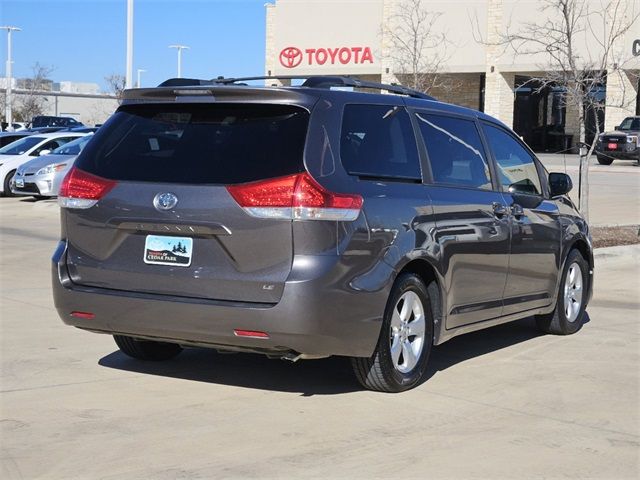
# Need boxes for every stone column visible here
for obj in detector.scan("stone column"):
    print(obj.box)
[605,70,638,131]
[265,3,290,86]
[483,0,514,127]
[604,0,639,130]
[564,99,581,139]
[380,0,401,86]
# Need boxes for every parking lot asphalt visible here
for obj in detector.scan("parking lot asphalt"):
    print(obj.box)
[1,196,639,479]
[537,154,640,226]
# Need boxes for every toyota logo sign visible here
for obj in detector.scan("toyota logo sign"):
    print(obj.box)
[279,46,375,69]
[279,46,303,68]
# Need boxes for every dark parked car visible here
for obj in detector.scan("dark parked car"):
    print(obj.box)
[53,76,593,392]
[595,116,640,165]
[31,115,83,129]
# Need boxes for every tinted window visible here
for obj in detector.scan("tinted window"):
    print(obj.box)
[76,104,309,184]
[33,137,78,156]
[619,117,640,130]
[0,134,28,148]
[483,123,542,196]
[53,135,93,155]
[415,113,491,189]
[0,136,45,155]
[340,105,421,180]
[31,117,51,128]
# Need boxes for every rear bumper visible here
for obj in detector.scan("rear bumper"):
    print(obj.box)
[52,241,391,358]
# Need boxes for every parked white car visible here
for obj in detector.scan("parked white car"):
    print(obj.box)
[0,132,87,196]
[12,134,94,198]
[1,122,29,132]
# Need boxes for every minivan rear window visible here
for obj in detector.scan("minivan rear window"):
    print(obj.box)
[75,104,309,184]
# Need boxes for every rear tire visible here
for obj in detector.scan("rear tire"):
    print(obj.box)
[596,155,613,165]
[113,335,182,361]
[535,249,589,335]
[2,170,16,197]
[351,273,434,393]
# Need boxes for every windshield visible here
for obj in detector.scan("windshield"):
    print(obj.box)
[0,136,44,155]
[52,134,93,155]
[618,117,640,131]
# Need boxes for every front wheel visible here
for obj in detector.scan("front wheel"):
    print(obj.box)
[113,335,183,361]
[2,170,16,197]
[596,155,613,165]
[535,249,589,335]
[351,273,434,392]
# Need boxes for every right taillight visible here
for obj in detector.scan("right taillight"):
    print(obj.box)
[226,172,363,221]
[58,167,117,209]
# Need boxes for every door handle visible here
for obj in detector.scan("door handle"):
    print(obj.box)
[492,202,508,217]
[510,204,525,218]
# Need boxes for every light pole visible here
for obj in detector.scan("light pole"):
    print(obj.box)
[136,68,146,88]
[168,45,189,78]
[1,26,21,130]
[125,0,134,88]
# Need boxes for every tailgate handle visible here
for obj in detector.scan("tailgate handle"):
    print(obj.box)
[115,221,232,236]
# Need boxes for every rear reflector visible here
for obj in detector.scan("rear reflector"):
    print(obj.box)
[226,172,363,221]
[70,311,95,319]
[58,167,117,209]
[233,329,270,339]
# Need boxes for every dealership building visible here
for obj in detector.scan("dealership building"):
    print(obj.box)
[265,0,640,152]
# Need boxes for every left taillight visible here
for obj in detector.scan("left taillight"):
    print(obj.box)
[58,167,117,209]
[226,172,363,221]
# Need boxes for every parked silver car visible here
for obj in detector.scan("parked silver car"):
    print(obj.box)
[12,134,93,198]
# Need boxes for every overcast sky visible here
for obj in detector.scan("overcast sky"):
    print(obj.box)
[1,0,268,91]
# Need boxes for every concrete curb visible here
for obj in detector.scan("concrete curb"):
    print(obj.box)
[593,243,640,261]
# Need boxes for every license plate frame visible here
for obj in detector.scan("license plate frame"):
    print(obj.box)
[607,142,618,150]
[144,234,193,267]
[15,178,24,188]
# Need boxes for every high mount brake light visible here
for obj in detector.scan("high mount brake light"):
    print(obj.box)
[226,172,363,221]
[58,167,117,209]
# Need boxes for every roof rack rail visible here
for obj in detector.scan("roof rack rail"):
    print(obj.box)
[211,75,435,100]
[157,75,436,101]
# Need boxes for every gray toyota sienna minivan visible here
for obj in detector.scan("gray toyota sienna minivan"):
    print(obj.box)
[52,76,593,392]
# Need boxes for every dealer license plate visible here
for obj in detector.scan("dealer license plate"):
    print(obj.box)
[144,235,193,267]
[15,178,24,188]
[607,142,618,150]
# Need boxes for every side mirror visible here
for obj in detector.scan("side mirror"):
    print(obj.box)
[614,125,620,130]
[549,172,572,197]
[38,149,51,156]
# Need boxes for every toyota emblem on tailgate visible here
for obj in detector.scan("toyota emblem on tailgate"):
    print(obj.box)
[153,192,178,211]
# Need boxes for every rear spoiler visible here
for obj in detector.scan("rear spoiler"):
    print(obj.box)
[120,85,320,109]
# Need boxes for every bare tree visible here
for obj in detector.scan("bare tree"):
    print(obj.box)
[475,0,639,221]
[14,62,54,122]
[383,0,455,94]
[104,73,126,101]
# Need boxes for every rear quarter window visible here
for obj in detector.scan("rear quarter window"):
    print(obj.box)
[75,103,309,184]
[340,104,421,181]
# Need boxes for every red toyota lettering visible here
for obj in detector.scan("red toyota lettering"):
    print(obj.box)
[338,47,351,64]
[283,46,374,67]
[352,46,363,63]
[316,48,328,65]
[327,47,339,64]
[361,47,373,63]
[305,48,316,65]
